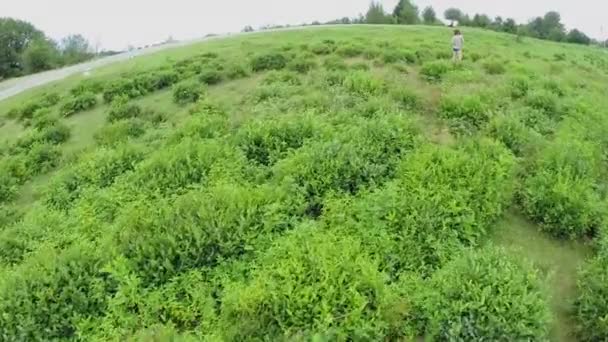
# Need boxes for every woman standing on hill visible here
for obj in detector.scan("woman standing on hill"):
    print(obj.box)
[452,29,464,62]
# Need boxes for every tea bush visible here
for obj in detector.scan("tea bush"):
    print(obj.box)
[482,59,507,74]
[107,183,302,285]
[420,60,451,81]
[7,92,61,120]
[172,79,205,104]
[335,43,364,57]
[61,91,98,116]
[342,71,385,96]
[486,113,542,156]
[509,76,531,99]
[25,143,62,174]
[324,140,515,276]
[94,118,147,146]
[235,114,317,166]
[310,40,336,55]
[525,89,561,117]
[420,247,551,340]
[323,55,348,71]
[30,108,58,129]
[70,79,105,96]
[0,244,115,340]
[219,226,407,340]
[520,137,605,239]
[287,55,317,73]
[106,95,143,122]
[440,94,492,130]
[198,67,223,85]
[250,52,288,71]
[574,255,608,341]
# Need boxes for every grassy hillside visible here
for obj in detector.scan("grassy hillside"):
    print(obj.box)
[1,25,608,341]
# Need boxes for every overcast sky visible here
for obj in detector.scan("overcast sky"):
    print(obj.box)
[4,0,607,50]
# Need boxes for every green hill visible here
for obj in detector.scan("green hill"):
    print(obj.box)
[1,25,607,341]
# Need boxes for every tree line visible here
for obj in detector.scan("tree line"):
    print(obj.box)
[361,0,596,46]
[0,18,99,80]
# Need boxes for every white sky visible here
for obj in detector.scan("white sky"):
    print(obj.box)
[3,0,607,50]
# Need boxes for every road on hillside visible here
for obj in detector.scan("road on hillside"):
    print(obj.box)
[0,33,238,102]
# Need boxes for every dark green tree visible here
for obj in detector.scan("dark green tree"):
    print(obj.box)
[444,8,464,24]
[22,38,59,73]
[566,29,591,45]
[422,6,437,25]
[60,34,93,65]
[394,0,419,24]
[472,14,492,28]
[365,1,392,24]
[503,18,517,34]
[0,18,45,78]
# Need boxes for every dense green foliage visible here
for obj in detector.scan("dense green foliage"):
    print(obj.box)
[1,25,608,341]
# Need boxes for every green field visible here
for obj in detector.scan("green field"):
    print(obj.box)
[1,25,608,341]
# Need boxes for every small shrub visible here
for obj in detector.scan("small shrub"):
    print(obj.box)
[391,88,420,110]
[262,70,301,86]
[421,247,551,340]
[30,108,59,129]
[542,79,566,97]
[335,43,364,57]
[224,62,250,79]
[287,55,317,73]
[362,47,382,60]
[486,113,542,156]
[8,93,61,120]
[469,52,482,62]
[574,255,608,341]
[310,41,336,55]
[25,143,62,174]
[420,60,451,81]
[220,227,400,340]
[172,80,205,104]
[94,118,147,146]
[520,138,604,239]
[351,62,370,71]
[440,94,491,130]
[0,171,18,204]
[198,67,223,85]
[107,96,142,122]
[39,123,71,145]
[553,52,567,61]
[250,52,288,71]
[61,91,98,117]
[323,55,348,71]
[509,76,530,99]
[525,90,561,117]
[482,59,507,75]
[342,71,385,96]
[70,79,105,96]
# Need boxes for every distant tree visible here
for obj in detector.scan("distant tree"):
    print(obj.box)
[566,29,591,45]
[242,25,254,32]
[422,6,438,25]
[22,38,59,73]
[542,11,564,35]
[472,14,492,28]
[460,14,472,26]
[444,8,464,24]
[394,0,419,24]
[492,16,504,30]
[365,1,392,24]
[0,18,45,78]
[60,34,93,65]
[503,18,517,34]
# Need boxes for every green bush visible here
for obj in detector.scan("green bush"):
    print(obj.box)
[525,89,561,117]
[0,245,115,340]
[172,79,205,104]
[287,55,317,73]
[486,113,542,156]
[391,88,420,110]
[310,40,336,55]
[482,59,507,74]
[235,115,317,166]
[107,95,142,122]
[30,108,58,129]
[0,170,18,203]
[509,76,530,98]
[323,55,348,71]
[39,123,71,145]
[224,62,250,79]
[219,226,409,340]
[70,79,105,96]
[440,94,492,130]
[342,71,385,96]
[25,143,62,174]
[520,137,605,239]
[324,140,516,276]
[7,92,61,120]
[61,91,98,116]
[261,70,301,86]
[335,43,364,57]
[420,247,551,340]
[250,52,288,71]
[274,116,419,216]
[107,183,301,285]
[420,60,451,81]
[95,118,147,146]
[198,67,223,85]
[574,255,608,341]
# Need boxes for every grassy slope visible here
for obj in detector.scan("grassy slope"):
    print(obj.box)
[1,25,607,340]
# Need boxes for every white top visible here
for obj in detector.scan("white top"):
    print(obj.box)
[452,35,464,50]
